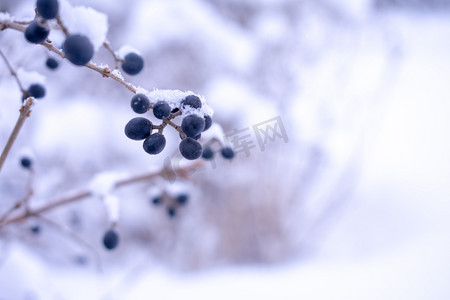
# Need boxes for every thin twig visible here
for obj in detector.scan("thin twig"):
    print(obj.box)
[103,41,120,70]
[0,49,26,96]
[0,160,204,226]
[36,215,103,272]
[55,15,69,37]
[0,97,34,173]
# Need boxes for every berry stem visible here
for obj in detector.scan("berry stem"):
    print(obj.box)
[103,41,120,70]
[0,97,34,173]
[0,49,27,96]
[55,15,69,37]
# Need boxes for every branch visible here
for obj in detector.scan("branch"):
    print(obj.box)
[103,41,120,70]
[0,49,26,96]
[0,97,34,172]
[0,19,137,94]
[36,215,103,272]
[0,160,204,226]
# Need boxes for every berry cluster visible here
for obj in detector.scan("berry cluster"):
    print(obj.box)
[124,93,213,160]
[25,0,144,76]
[150,189,190,219]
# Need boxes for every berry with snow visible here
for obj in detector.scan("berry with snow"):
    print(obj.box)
[179,138,202,160]
[36,0,59,20]
[130,93,150,114]
[24,21,49,44]
[102,229,119,250]
[143,133,166,155]
[63,34,94,66]
[181,115,205,138]
[201,146,214,160]
[121,52,144,75]
[153,101,171,119]
[124,117,152,140]
[221,147,235,159]
[181,95,202,109]
[28,83,46,99]
[46,57,59,70]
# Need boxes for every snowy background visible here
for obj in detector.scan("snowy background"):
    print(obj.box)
[1,0,450,299]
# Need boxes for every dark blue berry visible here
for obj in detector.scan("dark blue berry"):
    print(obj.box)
[176,194,189,205]
[131,94,150,114]
[143,133,166,155]
[167,207,176,218]
[74,255,88,265]
[63,34,94,66]
[179,138,202,160]
[24,21,49,44]
[221,147,235,159]
[28,84,46,99]
[151,196,161,205]
[30,225,41,235]
[201,146,214,160]
[194,133,201,140]
[46,57,59,70]
[36,0,59,20]
[153,101,171,119]
[124,117,152,140]
[203,115,212,131]
[122,52,144,75]
[181,95,202,109]
[181,115,205,138]
[20,156,33,169]
[102,229,119,250]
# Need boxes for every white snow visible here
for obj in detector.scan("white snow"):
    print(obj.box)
[103,194,120,223]
[117,45,141,59]
[0,12,12,22]
[89,171,123,198]
[59,0,109,51]
[16,68,46,87]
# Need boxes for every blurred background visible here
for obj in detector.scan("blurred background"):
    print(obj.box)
[0,0,449,299]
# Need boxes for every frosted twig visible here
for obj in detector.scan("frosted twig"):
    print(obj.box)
[0,19,191,146]
[0,160,204,226]
[0,97,35,173]
[0,49,26,97]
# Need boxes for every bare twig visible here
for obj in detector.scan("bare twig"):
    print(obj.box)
[0,49,26,96]
[103,41,120,70]
[0,97,34,173]
[36,215,103,272]
[0,160,204,226]
[55,15,69,37]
